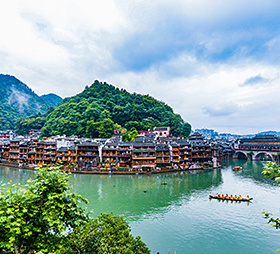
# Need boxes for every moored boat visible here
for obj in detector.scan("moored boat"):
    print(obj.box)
[209,194,253,201]
[233,166,242,171]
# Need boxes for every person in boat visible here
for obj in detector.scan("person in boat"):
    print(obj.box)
[230,195,233,200]
[234,195,238,200]
[225,194,229,199]
[221,194,225,199]
[247,195,250,200]
[238,195,242,200]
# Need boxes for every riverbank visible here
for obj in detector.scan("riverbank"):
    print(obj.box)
[0,161,221,175]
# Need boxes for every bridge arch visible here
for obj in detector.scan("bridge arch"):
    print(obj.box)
[254,152,273,161]
[234,151,248,160]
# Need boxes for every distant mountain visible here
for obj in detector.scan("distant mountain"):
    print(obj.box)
[257,131,280,136]
[40,93,63,107]
[0,74,55,130]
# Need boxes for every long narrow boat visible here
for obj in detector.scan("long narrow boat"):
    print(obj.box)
[209,194,253,201]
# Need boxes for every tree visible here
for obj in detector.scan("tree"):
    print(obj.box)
[15,79,192,138]
[97,118,115,138]
[99,109,111,121]
[122,127,139,142]
[86,120,100,138]
[181,122,192,137]
[262,162,280,251]
[0,166,90,254]
[60,213,151,254]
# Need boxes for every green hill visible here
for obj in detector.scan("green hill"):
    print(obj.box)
[40,93,63,107]
[16,80,191,138]
[0,74,52,130]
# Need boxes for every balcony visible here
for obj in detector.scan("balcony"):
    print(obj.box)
[192,155,211,158]
[44,152,56,155]
[133,157,156,160]
[117,154,131,157]
[156,160,170,163]
[78,151,98,155]
[102,153,117,157]
[156,152,170,156]
[9,151,19,153]
[78,147,99,151]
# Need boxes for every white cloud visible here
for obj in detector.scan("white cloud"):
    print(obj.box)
[103,56,280,134]
[1,0,280,134]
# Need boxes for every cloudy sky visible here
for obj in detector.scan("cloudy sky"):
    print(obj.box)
[1,0,280,134]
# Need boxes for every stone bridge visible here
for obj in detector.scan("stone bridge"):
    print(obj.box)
[233,150,274,161]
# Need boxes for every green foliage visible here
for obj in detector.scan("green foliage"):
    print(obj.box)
[86,120,99,138]
[262,161,280,184]
[86,118,116,138]
[15,114,47,135]
[97,118,115,138]
[181,122,192,137]
[22,80,192,138]
[40,93,63,108]
[122,127,139,142]
[262,162,280,252]
[60,213,151,254]
[0,165,90,254]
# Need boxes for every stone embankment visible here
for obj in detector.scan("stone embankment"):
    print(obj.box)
[0,161,220,175]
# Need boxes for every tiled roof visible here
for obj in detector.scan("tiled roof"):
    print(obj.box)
[57,147,68,152]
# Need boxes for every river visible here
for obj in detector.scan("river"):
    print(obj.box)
[0,160,279,253]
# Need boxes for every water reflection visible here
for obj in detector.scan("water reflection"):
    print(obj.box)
[1,161,279,254]
[68,169,222,219]
[0,166,34,185]
[222,159,277,186]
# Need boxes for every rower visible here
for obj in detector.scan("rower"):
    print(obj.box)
[247,195,250,200]
[225,194,229,199]
[234,195,238,200]
[238,195,242,200]
[221,194,224,199]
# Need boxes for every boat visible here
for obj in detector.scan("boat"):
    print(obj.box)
[209,194,253,201]
[233,166,242,171]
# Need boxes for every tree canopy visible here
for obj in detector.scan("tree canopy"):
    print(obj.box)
[122,127,139,142]
[262,162,280,252]
[60,213,151,254]
[0,166,90,253]
[15,80,191,138]
[0,165,151,254]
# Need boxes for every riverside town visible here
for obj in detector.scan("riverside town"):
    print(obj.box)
[1,127,279,174]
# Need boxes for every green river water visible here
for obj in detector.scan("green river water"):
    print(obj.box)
[0,160,280,254]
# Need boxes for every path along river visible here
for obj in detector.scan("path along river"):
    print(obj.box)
[0,160,280,254]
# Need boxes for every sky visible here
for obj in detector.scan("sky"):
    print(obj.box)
[1,0,280,135]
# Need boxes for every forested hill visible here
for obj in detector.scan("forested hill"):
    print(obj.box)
[0,74,63,130]
[40,93,63,107]
[16,80,191,138]
[0,75,46,130]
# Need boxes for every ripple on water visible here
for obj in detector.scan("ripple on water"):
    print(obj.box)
[1,162,280,254]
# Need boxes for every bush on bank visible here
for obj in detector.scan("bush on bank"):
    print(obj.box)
[60,213,150,254]
[0,165,150,254]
